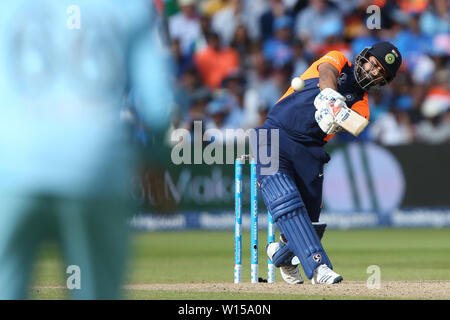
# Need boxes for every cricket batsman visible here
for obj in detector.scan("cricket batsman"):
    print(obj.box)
[252,42,402,284]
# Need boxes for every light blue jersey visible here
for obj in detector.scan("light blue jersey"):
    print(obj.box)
[0,0,173,196]
[0,1,174,299]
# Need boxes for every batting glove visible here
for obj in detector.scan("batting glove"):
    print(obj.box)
[315,105,340,135]
[313,88,346,110]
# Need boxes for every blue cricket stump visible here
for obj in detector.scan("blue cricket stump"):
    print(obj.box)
[250,158,258,283]
[234,157,243,284]
[267,210,275,283]
[234,155,275,284]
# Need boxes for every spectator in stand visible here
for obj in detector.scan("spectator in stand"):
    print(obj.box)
[407,82,429,125]
[369,90,393,122]
[243,44,280,128]
[294,0,343,49]
[313,20,350,57]
[168,0,202,57]
[369,68,416,145]
[180,87,212,133]
[290,0,309,16]
[200,0,230,17]
[263,16,294,68]
[194,32,239,89]
[396,0,429,15]
[259,0,290,41]
[419,0,450,36]
[394,14,432,71]
[203,93,238,144]
[205,98,230,131]
[272,61,294,101]
[194,15,212,52]
[416,70,450,144]
[350,25,380,61]
[369,107,415,145]
[211,0,260,46]
[392,72,415,113]
[416,108,450,144]
[175,66,202,120]
[179,65,201,95]
[328,0,360,16]
[256,101,271,127]
[171,38,194,77]
[221,71,247,128]
[230,24,253,71]
[246,47,283,109]
[292,40,310,79]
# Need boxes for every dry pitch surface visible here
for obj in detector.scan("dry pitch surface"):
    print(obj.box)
[124,280,450,300]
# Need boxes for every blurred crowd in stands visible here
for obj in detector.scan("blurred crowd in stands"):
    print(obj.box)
[157,0,449,145]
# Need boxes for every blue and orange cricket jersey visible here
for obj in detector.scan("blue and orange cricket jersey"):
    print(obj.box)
[264,51,369,145]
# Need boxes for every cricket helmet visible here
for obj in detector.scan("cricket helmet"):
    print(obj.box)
[354,41,402,91]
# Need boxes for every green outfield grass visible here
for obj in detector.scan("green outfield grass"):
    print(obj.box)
[29,228,450,299]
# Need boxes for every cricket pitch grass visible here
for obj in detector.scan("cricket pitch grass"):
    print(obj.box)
[31,228,450,300]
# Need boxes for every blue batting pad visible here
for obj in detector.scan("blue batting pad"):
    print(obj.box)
[276,211,332,279]
[271,222,327,267]
[271,240,294,267]
[260,172,332,279]
[259,172,303,220]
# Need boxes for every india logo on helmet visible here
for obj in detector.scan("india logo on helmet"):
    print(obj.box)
[385,53,395,64]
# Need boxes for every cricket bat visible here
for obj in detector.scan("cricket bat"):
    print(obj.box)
[330,101,369,136]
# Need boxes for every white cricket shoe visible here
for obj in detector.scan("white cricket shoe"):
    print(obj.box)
[267,242,304,284]
[312,264,343,284]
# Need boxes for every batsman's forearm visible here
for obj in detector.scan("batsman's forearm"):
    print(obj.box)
[318,63,339,91]
[319,70,338,91]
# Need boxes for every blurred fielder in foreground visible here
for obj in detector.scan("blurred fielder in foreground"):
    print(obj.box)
[0,0,173,299]
[252,42,402,284]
